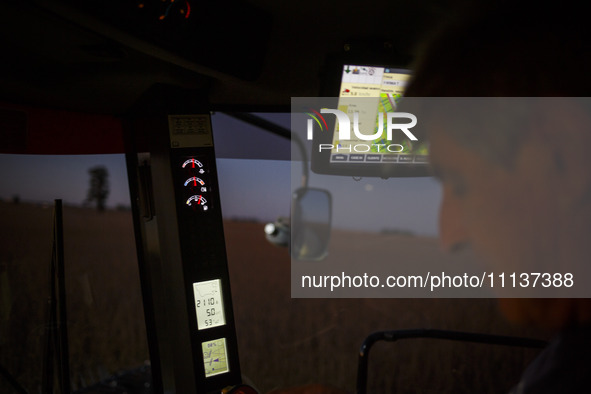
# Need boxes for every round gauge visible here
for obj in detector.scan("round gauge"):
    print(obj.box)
[186,195,208,211]
[182,158,203,169]
[184,177,207,192]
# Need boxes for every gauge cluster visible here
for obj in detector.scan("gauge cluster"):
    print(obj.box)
[181,158,210,212]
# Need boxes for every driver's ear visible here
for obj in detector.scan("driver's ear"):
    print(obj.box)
[439,184,469,253]
[531,99,591,211]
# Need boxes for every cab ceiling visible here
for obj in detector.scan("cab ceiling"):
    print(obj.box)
[0,0,468,114]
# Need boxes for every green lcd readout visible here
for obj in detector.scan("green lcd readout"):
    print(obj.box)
[202,338,230,377]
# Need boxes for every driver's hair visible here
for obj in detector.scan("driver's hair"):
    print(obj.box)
[405,1,591,98]
[404,1,591,167]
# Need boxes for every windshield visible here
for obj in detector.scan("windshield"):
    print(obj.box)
[0,113,541,393]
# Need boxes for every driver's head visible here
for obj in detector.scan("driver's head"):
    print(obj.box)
[405,1,591,329]
[407,1,591,98]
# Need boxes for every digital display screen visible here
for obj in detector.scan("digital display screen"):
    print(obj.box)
[331,65,429,165]
[193,279,226,330]
[202,338,230,377]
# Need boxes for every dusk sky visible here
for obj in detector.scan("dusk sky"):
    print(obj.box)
[0,113,441,236]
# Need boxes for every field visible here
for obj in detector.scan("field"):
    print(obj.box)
[0,202,545,393]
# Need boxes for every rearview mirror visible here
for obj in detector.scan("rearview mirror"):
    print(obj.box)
[291,187,332,261]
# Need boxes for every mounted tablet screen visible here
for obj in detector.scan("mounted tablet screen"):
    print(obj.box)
[311,65,430,178]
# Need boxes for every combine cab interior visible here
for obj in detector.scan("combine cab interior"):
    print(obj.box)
[0,1,548,394]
